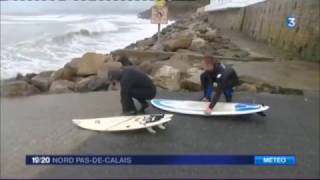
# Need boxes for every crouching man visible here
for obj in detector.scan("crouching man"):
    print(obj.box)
[108,66,156,115]
[200,56,239,114]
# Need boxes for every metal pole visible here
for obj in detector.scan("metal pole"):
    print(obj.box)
[157,23,161,42]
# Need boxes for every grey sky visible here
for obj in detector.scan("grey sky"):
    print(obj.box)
[0,0,154,14]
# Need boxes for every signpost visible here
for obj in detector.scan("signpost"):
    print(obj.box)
[151,0,168,50]
[151,6,168,24]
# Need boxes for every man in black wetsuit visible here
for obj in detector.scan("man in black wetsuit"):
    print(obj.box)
[108,66,156,115]
[200,56,239,114]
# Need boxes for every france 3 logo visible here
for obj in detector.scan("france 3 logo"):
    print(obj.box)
[286,16,296,29]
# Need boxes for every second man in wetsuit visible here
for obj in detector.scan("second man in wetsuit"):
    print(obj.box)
[200,56,239,114]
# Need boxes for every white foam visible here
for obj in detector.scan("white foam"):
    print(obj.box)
[68,20,118,33]
[1,14,90,23]
[1,14,172,79]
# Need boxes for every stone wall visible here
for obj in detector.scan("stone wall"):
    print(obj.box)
[208,0,320,61]
[208,8,244,31]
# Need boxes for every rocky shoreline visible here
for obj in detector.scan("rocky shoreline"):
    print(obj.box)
[0,13,313,97]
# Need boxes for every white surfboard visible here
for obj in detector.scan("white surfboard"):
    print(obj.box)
[151,99,269,116]
[72,114,173,133]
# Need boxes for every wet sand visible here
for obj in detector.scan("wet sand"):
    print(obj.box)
[1,91,319,178]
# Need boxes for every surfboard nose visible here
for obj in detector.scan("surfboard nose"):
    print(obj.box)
[72,119,81,125]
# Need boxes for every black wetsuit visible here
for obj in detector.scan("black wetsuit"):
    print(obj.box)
[120,67,156,112]
[200,63,239,109]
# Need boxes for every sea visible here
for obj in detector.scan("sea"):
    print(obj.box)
[1,4,171,79]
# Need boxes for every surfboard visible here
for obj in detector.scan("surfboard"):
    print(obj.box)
[72,114,174,133]
[151,99,269,116]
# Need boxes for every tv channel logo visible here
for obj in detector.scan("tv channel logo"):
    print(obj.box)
[286,16,296,29]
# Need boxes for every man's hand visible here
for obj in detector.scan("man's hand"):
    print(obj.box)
[204,107,213,114]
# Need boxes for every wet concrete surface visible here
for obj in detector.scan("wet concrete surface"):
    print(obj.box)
[221,30,320,92]
[1,91,319,178]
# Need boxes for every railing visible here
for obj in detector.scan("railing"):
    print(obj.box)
[204,0,266,11]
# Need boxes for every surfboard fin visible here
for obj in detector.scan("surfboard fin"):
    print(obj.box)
[157,124,166,130]
[257,112,266,117]
[146,127,156,134]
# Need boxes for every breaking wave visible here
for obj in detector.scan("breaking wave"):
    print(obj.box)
[1,14,172,79]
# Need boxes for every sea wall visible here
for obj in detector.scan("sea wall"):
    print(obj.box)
[139,0,210,20]
[207,0,320,61]
[208,8,244,31]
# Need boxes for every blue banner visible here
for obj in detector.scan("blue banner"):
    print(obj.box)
[26,155,295,165]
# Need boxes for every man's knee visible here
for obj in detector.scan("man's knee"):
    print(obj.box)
[225,96,232,102]
[224,86,233,102]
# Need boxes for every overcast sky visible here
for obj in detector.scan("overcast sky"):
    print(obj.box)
[0,1,154,15]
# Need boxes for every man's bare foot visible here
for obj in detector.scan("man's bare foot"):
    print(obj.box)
[200,97,210,102]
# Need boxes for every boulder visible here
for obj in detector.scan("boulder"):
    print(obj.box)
[111,49,172,65]
[258,84,303,95]
[49,80,75,94]
[139,60,174,76]
[198,25,209,34]
[87,77,109,91]
[30,71,54,92]
[277,87,303,95]
[15,73,37,83]
[76,53,108,76]
[203,28,217,42]
[126,37,156,51]
[1,80,40,97]
[97,62,122,80]
[24,73,37,83]
[75,76,95,92]
[191,22,209,34]
[116,56,133,66]
[165,53,192,74]
[65,58,81,71]
[257,83,275,93]
[153,65,181,91]
[235,83,257,93]
[180,68,202,91]
[51,66,76,81]
[75,76,109,92]
[149,61,167,75]
[233,51,250,58]
[139,61,154,74]
[239,75,264,85]
[163,32,193,51]
[150,41,165,51]
[137,37,155,48]
[189,37,207,51]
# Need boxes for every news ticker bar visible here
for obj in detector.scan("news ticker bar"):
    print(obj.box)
[26,155,296,165]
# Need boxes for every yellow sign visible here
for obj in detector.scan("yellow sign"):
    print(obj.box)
[155,0,166,7]
[151,6,168,24]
